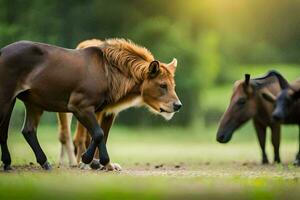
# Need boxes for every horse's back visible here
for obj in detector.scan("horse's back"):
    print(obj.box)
[0,41,50,71]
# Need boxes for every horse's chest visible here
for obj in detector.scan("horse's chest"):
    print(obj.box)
[104,96,143,114]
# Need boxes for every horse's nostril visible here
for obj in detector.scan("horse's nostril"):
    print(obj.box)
[173,102,182,111]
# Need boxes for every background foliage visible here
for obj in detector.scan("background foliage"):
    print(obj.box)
[0,0,299,128]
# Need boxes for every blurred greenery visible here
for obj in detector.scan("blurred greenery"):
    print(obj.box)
[1,0,299,127]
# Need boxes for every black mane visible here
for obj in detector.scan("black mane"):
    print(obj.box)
[251,70,289,89]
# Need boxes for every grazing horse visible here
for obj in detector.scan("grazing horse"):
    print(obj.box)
[0,39,182,170]
[216,71,300,164]
[263,78,300,165]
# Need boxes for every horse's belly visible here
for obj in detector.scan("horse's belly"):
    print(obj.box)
[17,89,70,112]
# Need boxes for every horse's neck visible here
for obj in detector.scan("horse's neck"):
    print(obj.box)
[107,66,142,103]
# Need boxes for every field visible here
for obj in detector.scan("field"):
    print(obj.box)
[1,1,300,199]
[1,124,300,200]
[1,65,299,199]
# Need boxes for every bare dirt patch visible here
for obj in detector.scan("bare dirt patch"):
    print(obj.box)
[2,162,299,179]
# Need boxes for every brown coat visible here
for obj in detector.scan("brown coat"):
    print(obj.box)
[217,71,300,164]
[0,39,181,170]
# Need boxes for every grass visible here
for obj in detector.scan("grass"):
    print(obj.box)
[1,124,299,199]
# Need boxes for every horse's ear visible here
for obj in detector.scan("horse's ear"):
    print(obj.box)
[243,74,253,95]
[168,58,177,74]
[149,60,160,78]
[245,74,250,85]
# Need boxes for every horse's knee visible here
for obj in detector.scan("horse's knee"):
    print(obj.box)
[73,139,86,157]
[21,127,38,142]
[58,130,71,144]
[22,128,34,136]
[73,138,85,149]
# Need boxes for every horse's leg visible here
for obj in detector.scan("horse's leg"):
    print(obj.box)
[100,113,120,171]
[73,122,89,164]
[0,99,16,171]
[88,113,120,170]
[294,124,300,166]
[22,103,51,170]
[72,108,109,167]
[271,124,281,164]
[253,120,268,164]
[57,112,76,166]
[89,112,103,169]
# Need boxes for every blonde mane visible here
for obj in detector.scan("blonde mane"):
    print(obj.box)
[101,38,154,82]
[99,38,155,102]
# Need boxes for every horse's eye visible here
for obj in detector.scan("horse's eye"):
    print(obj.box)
[237,98,246,105]
[160,84,167,90]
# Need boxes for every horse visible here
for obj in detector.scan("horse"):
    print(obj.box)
[216,71,300,164]
[0,39,181,170]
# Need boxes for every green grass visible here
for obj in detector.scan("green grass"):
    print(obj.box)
[1,125,300,200]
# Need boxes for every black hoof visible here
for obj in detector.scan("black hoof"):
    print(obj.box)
[274,157,281,164]
[42,161,52,170]
[3,164,12,171]
[90,159,101,170]
[262,160,269,165]
[81,153,93,164]
[99,156,110,166]
[262,155,269,165]
[274,160,281,164]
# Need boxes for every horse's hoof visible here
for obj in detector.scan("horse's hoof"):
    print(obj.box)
[79,162,91,170]
[68,161,78,168]
[42,161,52,170]
[81,153,93,164]
[262,160,269,165]
[90,159,101,170]
[274,158,281,164]
[101,163,122,171]
[69,163,78,168]
[3,164,12,171]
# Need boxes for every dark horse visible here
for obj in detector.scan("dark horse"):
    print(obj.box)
[216,71,300,165]
[263,78,300,165]
[0,40,181,170]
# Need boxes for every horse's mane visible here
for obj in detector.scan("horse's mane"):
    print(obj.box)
[251,70,289,89]
[93,38,155,102]
[76,39,103,49]
[100,38,154,82]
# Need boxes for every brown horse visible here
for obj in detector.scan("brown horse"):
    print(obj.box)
[216,71,300,164]
[263,78,300,165]
[56,39,104,167]
[0,39,181,170]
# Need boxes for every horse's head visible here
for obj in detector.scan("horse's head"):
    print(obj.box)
[216,74,258,143]
[271,82,300,121]
[141,58,182,120]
